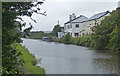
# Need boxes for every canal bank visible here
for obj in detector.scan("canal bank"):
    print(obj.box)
[15,43,45,74]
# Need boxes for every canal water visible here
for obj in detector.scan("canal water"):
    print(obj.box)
[21,38,118,74]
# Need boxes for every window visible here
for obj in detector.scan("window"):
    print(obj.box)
[74,33,79,36]
[64,25,66,30]
[70,25,72,28]
[68,25,69,29]
[82,33,84,36]
[76,24,79,28]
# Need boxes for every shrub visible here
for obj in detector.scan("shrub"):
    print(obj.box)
[32,59,37,66]
[62,33,73,44]
[72,37,80,45]
[53,36,62,42]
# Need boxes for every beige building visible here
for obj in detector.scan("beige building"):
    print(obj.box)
[80,11,110,36]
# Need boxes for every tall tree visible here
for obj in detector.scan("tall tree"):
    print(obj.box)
[91,7,120,50]
[2,1,45,74]
[52,25,62,37]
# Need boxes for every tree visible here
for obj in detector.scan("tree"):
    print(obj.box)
[52,25,62,37]
[91,7,120,50]
[2,1,45,74]
[107,25,119,50]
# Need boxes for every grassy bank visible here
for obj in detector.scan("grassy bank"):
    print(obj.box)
[15,43,45,74]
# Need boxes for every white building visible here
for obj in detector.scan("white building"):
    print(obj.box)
[80,11,110,36]
[64,11,110,37]
[64,13,88,37]
[58,32,65,38]
[58,11,110,38]
[58,27,65,38]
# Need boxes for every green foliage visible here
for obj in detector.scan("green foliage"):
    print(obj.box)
[28,31,53,39]
[2,2,45,74]
[93,35,107,50]
[62,33,73,44]
[72,37,80,45]
[106,25,119,50]
[91,8,120,50]
[15,43,45,74]
[52,25,62,37]
[53,36,62,42]
[27,25,63,39]
[79,35,91,47]
[32,59,37,66]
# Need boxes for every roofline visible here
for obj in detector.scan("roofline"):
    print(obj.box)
[64,11,110,24]
[82,11,110,23]
[64,15,87,24]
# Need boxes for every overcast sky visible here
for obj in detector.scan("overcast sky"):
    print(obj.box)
[22,0,119,31]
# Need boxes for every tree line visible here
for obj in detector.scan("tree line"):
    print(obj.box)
[28,24,63,39]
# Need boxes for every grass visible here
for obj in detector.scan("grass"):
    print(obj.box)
[15,43,45,74]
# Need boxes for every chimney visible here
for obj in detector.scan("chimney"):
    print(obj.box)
[69,15,72,21]
[72,13,76,20]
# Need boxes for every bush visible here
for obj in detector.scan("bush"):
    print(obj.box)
[72,37,80,45]
[61,34,93,47]
[78,35,91,47]
[62,33,73,44]
[53,36,62,42]
[32,59,37,66]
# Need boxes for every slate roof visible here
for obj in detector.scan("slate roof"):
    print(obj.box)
[64,11,110,24]
[83,11,110,22]
[64,15,88,24]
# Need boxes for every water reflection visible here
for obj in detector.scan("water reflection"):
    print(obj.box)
[22,38,118,74]
[93,55,118,74]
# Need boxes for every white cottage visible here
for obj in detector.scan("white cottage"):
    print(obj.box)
[58,11,110,38]
[64,13,88,37]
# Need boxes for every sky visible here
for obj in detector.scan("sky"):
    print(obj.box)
[22,0,119,31]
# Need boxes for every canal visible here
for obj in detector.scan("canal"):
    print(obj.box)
[21,38,118,74]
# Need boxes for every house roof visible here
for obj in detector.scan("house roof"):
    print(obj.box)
[64,11,110,24]
[64,15,88,24]
[83,11,110,22]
